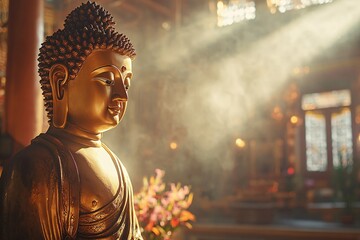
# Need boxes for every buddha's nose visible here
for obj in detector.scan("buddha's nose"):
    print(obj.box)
[112,77,128,101]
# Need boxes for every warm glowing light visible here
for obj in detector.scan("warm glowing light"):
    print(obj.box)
[144,0,360,170]
[290,115,298,124]
[170,142,178,150]
[358,134,360,143]
[162,22,171,31]
[235,138,246,148]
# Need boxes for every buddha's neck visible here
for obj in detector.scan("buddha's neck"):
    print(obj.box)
[48,123,102,147]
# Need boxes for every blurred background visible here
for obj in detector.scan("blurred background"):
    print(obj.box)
[0,0,360,239]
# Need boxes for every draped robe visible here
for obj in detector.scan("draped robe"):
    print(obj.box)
[0,133,143,240]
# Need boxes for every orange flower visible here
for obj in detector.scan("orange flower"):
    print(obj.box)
[151,227,161,236]
[171,218,180,228]
[145,221,154,231]
[180,210,195,222]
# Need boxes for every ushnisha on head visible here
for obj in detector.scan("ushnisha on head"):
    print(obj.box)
[38,1,136,129]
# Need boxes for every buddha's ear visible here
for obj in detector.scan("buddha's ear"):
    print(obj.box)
[49,64,69,128]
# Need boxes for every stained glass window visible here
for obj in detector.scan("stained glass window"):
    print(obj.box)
[216,1,256,27]
[267,0,334,14]
[305,112,327,171]
[331,108,353,167]
[302,90,351,110]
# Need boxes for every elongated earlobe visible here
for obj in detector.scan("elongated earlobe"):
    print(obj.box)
[49,64,69,128]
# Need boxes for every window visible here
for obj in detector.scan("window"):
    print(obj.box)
[303,90,353,172]
[216,0,256,27]
[305,111,327,171]
[331,108,353,167]
[302,89,351,111]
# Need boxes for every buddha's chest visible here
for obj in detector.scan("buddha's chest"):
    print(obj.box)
[70,147,120,213]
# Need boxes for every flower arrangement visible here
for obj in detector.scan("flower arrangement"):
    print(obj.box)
[134,169,195,240]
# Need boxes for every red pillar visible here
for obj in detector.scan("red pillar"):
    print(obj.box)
[4,0,44,150]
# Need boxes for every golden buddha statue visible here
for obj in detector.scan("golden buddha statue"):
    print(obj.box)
[0,2,143,239]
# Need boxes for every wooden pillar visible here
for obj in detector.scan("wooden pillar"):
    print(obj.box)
[4,0,44,150]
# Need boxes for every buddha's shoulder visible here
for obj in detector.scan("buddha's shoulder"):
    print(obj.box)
[0,137,61,202]
[7,138,58,176]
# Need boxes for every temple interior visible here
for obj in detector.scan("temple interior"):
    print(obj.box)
[0,0,360,239]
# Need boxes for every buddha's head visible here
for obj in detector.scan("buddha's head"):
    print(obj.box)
[38,1,136,133]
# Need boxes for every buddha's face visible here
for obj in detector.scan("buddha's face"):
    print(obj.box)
[67,50,132,133]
